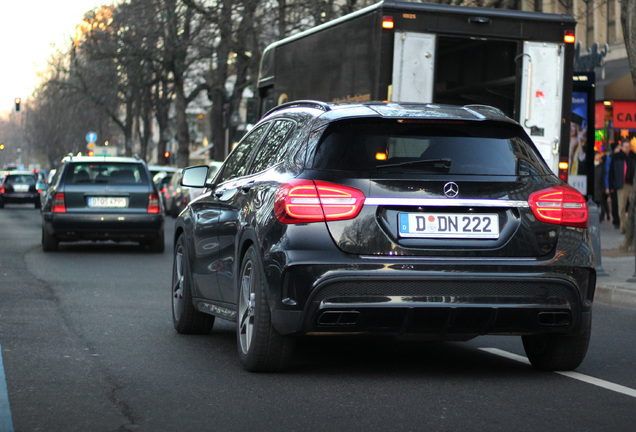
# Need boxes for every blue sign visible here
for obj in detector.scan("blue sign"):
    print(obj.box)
[86,131,97,143]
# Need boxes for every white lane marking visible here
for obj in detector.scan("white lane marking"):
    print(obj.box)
[0,344,14,432]
[481,348,636,399]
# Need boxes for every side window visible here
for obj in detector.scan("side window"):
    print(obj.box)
[216,124,269,184]
[250,120,295,173]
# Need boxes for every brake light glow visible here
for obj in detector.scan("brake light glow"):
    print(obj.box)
[382,16,394,29]
[52,193,66,213]
[148,193,160,213]
[564,30,575,44]
[275,180,365,224]
[528,185,588,228]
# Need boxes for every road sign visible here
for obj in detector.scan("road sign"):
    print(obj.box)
[86,132,97,143]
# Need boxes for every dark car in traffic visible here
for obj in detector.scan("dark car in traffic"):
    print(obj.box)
[0,171,41,208]
[41,155,165,252]
[172,101,595,372]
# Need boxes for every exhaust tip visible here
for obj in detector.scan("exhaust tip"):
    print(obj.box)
[537,311,571,327]
[317,311,360,326]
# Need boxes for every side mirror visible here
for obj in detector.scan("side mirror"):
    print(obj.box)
[181,165,209,188]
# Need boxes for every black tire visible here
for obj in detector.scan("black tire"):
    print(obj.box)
[237,245,294,372]
[522,313,591,371]
[147,230,165,253]
[42,226,59,252]
[172,235,214,334]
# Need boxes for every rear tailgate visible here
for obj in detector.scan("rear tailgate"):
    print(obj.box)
[324,177,559,258]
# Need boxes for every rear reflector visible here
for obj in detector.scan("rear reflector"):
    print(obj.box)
[275,180,365,224]
[528,185,588,228]
[148,193,161,214]
[52,193,66,213]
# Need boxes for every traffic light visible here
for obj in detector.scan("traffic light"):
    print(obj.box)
[14,98,21,113]
[163,151,170,164]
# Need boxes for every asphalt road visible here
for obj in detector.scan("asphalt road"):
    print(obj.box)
[1,205,636,432]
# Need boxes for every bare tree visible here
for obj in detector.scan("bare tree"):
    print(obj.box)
[621,0,636,92]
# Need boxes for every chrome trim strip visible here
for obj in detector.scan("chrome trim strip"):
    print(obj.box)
[364,198,529,208]
[360,255,537,262]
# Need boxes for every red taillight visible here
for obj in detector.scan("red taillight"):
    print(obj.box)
[52,193,66,213]
[148,193,160,214]
[529,185,588,228]
[564,29,575,44]
[275,180,365,224]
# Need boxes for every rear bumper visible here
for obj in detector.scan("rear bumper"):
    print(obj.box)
[1,192,40,204]
[43,212,164,242]
[268,255,595,338]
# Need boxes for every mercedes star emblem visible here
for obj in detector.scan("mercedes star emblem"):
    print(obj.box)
[444,182,459,198]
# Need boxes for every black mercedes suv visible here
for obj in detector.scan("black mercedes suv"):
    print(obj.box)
[172,101,595,372]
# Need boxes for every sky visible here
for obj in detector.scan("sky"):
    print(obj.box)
[0,1,111,116]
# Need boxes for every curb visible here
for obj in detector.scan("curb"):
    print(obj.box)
[595,285,636,309]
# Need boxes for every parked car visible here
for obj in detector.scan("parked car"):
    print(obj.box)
[163,169,190,218]
[41,155,164,252]
[151,168,178,210]
[0,171,40,208]
[172,101,594,372]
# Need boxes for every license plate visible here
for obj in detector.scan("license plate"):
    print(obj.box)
[399,212,499,239]
[88,197,128,208]
[14,185,29,192]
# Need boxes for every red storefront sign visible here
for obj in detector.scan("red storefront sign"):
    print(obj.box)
[613,100,636,128]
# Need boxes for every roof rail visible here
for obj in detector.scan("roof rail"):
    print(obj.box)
[464,104,505,117]
[264,100,331,117]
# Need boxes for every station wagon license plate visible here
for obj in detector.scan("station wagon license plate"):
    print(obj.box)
[13,185,29,192]
[399,213,499,239]
[88,197,128,208]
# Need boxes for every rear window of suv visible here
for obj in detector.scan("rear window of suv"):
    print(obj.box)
[65,163,149,185]
[311,119,551,176]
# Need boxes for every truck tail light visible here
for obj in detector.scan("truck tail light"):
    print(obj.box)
[382,16,394,29]
[275,180,365,224]
[564,30,575,44]
[558,157,569,182]
[148,193,161,213]
[529,185,588,228]
[52,193,66,213]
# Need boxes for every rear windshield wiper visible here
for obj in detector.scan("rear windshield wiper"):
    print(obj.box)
[377,158,452,171]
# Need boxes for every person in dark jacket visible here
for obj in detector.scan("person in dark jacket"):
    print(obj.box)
[606,143,619,227]
[608,140,636,234]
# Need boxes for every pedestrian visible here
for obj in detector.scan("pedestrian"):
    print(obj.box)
[594,151,608,221]
[608,139,636,235]
[605,144,618,226]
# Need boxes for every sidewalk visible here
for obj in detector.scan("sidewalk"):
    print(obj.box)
[594,217,636,308]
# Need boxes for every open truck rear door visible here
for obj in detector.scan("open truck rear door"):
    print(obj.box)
[519,41,565,175]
